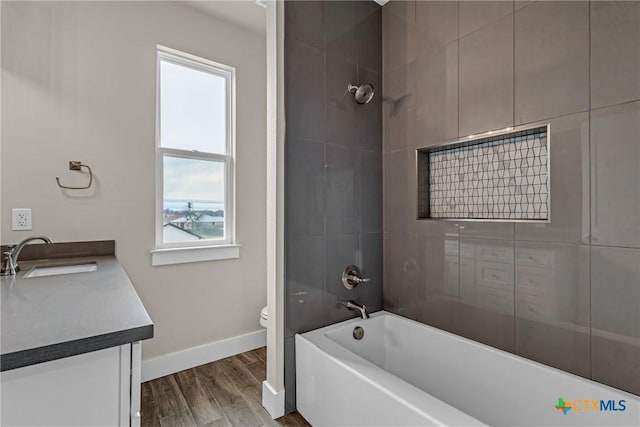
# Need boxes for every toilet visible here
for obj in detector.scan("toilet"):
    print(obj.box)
[259,306,268,328]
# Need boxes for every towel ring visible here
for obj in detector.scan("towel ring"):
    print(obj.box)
[56,161,93,190]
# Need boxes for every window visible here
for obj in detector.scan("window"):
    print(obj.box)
[153,46,238,265]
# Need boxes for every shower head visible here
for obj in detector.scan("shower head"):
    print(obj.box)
[348,83,375,104]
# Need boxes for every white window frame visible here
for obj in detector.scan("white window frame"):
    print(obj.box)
[152,46,238,265]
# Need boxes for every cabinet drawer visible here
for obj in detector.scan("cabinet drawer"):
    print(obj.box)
[445,239,459,256]
[516,265,554,297]
[476,244,514,263]
[476,286,514,315]
[476,261,514,290]
[516,293,557,322]
[516,247,556,268]
[460,243,475,259]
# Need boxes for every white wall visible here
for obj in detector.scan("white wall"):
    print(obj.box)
[1,1,267,361]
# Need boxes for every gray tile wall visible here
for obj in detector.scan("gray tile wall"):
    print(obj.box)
[284,0,383,412]
[383,0,640,396]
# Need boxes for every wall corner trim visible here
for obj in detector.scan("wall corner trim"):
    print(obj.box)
[141,329,266,382]
[262,380,285,419]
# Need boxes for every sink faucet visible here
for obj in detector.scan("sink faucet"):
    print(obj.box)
[1,236,52,276]
[343,300,370,320]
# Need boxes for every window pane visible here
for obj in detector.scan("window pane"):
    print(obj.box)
[163,155,225,243]
[160,60,227,154]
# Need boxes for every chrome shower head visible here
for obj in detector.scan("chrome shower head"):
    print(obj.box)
[348,83,375,104]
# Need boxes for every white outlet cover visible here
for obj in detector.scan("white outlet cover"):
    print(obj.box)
[12,208,32,231]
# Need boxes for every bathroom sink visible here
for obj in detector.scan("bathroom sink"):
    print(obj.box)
[23,262,98,278]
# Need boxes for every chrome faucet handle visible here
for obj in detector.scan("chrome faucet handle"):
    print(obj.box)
[349,275,370,284]
[2,237,52,276]
[342,265,370,290]
[1,249,16,276]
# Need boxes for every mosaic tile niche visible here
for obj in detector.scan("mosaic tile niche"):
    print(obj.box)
[417,126,549,221]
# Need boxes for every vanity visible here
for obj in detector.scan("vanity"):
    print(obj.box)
[0,240,154,427]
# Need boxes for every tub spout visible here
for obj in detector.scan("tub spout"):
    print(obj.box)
[343,300,370,320]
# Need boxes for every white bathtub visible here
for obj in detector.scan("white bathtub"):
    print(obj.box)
[296,311,639,426]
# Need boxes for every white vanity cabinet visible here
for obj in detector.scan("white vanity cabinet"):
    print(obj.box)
[0,251,152,426]
[1,342,142,427]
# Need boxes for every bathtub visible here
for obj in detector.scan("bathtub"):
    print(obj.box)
[296,311,639,426]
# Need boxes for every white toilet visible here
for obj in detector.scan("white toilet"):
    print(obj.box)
[259,306,268,328]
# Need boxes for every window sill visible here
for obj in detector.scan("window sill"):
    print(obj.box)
[150,244,240,266]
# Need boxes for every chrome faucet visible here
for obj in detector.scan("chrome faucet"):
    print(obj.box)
[1,236,52,276]
[342,265,370,290]
[343,300,370,320]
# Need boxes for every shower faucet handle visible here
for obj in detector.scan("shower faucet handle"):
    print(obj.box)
[342,265,370,290]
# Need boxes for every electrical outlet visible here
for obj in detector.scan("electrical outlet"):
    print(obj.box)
[12,208,32,231]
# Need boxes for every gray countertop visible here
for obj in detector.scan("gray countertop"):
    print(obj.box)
[1,255,153,371]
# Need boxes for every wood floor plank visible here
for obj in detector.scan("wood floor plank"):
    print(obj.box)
[141,382,161,427]
[247,349,265,363]
[222,355,280,427]
[275,413,302,427]
[142,348,311,427]
[245,359,267,384]
[159,409,196,427]
[254,347,267,362]
[236,349,259,365]
[219,356,258,390]
[174,368,227,426]
[238,382,280,427]
[276,412,313,427]
[195,362,263,427]
[201,417,233,427]
[149,375,190,419]
[288,411,312,427]
[211,359,278,427]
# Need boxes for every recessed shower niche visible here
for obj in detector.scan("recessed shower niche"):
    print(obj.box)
[417,126,550,221]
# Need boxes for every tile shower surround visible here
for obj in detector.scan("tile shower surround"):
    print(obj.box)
[419,126,549,220]
[383,0,640,396]
[284,0,639,414]
[284,0,383,413]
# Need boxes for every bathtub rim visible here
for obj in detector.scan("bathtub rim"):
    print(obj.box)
[300,310,639,401]
[296,313,488,426]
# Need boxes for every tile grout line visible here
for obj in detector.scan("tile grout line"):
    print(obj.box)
[587,0,593,381]
[457,0,460,141]
[513,0,517,354]
[513,0,516,128]
[457,0,462,333]
[591,97,640,111]
[322,38,328,329]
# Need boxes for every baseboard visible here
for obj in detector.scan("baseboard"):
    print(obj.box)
[141,329,266,382]
[262,380,285,419]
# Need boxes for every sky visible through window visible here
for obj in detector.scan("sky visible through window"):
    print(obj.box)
[163,156,224,211]
[160,59,226,212]
[160,60,226,154]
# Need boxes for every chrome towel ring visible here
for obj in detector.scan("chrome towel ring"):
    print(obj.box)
[56,161,93,190]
